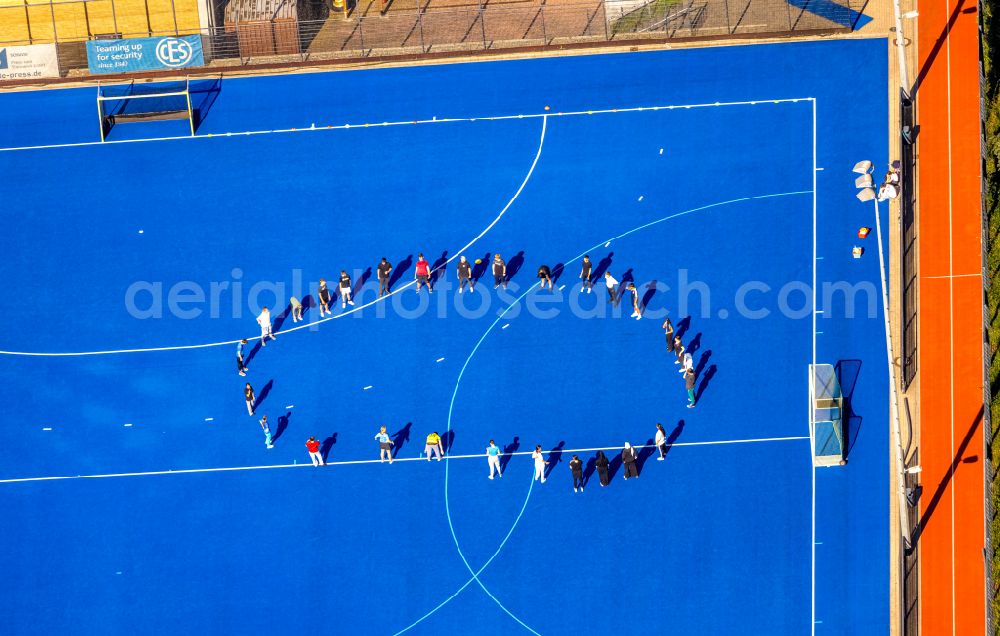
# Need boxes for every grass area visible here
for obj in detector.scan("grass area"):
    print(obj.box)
[984,0,1000,623]
[610,0,683,34]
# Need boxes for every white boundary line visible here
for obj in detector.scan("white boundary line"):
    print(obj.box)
[810,96,818,636]
[0,436,809,485]
[0,98,813,154]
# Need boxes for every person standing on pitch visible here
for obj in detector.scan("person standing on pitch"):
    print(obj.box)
[414,253,432,293]
[662,318,675,353]
[493,254,507,290]
[537,264,553,290]
[679,351,693,375]
[595,450,610,486]
[580,255,593,293]
[626,282,640,319]
[486,440,502,479]
[685,367,697,408]
[375,426,393,463]
[425,431,443,461]
[289,296,303,323]
[532,445,548,483]
[244,383,255,416]
[257,307,276,346]
[306,436,324,466]
[570,454,584,492]
[674,338,685,366]
[318,278,332,317]
[604,271,619,305]
[622,442,639,480]
[339,270,354,308]
[237,339,248,376]
[377,257,393,297]
[457,256,473,293]
[655,423,668,460]
[259,415,274,449]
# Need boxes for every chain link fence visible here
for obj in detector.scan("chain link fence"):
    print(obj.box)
[0,0,863,83]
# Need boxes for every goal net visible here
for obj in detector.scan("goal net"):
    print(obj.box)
[97,79,194,141]
[809,363,845,466]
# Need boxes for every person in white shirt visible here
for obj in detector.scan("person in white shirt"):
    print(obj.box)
[655,423,668,460]
[604,271,619,306]
[257,307,276,346]
[531,445,548,483]
[678,351,694,374]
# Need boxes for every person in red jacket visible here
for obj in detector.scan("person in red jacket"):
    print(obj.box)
[414,252,432,293]
[306,436,324,466]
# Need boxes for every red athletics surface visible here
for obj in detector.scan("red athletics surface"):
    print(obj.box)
[915,0,985,631]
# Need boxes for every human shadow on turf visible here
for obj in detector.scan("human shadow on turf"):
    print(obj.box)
[582,455,597,487]
[270,305,289,332]
[662,420,686,460]
[635,438,657,475]
[592,252,614,281]
[675,316,692,341]
[272,411,292,444]
[354,267,372,296]
[607,450,624,483]
[551,263,565,286]
[640,281,658,312]
[543,441,565,478]
[470,252,491,285]
[391,422,413,458]
[694,353,717,404]
[500,436,520,472]
[836,359,863,459]
[320,432,338,461]
[686,333,702,356]
[430,251,448,284]
[387,254,413,291]
[442,430,455,454]
[252,379,274,411]
[505,251,526,283]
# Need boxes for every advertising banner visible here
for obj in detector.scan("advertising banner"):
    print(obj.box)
[87,36,204,75]
[0,44,59,81]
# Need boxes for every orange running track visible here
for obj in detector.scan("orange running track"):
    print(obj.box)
[915,0,985,631]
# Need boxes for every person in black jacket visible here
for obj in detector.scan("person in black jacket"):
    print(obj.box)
[569,454,584,492]
[595,450,610,487]
[377,258,393,297]
[538,264,553,291]
[622,442,639,480]
[580,255,593,293]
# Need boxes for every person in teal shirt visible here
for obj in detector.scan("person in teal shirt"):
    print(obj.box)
[486,440,502,479]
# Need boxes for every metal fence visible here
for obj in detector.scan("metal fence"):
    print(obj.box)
[900,93,917,390]
[0,0,862,83]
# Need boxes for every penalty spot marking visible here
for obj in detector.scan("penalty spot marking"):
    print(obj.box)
[363,385,373,390]
[436,357,445,363]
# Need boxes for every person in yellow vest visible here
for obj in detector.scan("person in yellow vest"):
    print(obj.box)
[425,431,443,461]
